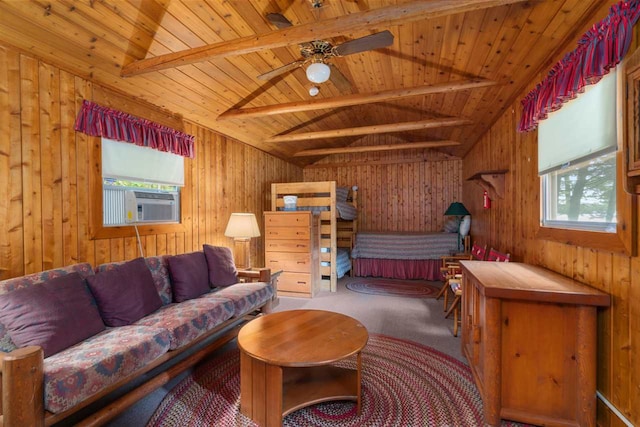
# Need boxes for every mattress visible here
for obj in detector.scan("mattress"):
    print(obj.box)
[351,232,459,260]
[335,248,351,278]
[320,248,351,279]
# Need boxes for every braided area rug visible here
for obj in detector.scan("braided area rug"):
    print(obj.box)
[147,334,525,427]
[345,278,441,298]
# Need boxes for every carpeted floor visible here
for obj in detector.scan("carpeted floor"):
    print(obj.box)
[146,334,485,427]
[106,277,473,426]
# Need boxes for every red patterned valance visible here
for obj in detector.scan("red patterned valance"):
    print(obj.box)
[518,0,640,132]
[74,100,195,158]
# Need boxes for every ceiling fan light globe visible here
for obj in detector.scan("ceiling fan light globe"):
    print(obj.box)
[309,86,320,96]
[306,62,330,83]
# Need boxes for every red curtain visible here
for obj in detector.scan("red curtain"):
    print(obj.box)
[518,0,640,132]
[74,100,195,158]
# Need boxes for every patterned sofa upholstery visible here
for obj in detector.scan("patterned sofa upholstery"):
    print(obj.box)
[0,252,274,426]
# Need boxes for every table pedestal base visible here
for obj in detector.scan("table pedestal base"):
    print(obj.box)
[240,351,362,427]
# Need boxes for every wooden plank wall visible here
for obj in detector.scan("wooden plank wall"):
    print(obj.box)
[303,134,463,232]
[463,71,640,427]
[0,44,302,280]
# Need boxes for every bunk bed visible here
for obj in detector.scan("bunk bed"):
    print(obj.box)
[271,181,357,292]
[351,232,460,281]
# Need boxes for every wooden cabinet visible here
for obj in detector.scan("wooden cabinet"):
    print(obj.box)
[264,211,320,298]
[459,261,610,427]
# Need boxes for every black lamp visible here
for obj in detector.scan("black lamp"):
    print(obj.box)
[444,202,470,217]
[444,202,471,251]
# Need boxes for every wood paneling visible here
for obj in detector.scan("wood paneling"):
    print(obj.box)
[461,42,640,427]
[304,135,462,233]
[0,44,302,280]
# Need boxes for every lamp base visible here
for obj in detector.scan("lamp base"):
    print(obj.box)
[233,238,252,270]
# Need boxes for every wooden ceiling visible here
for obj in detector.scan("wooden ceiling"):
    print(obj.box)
[0,0,610,166]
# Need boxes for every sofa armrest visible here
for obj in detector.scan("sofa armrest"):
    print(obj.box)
[237,268,281,312]
[237,268,271,283]
[1,346,45,427]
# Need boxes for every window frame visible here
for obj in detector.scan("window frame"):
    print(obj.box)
[89,137,187,240]
[535,63,636,256]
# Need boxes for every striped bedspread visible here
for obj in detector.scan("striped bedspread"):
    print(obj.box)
[352,232,459,260]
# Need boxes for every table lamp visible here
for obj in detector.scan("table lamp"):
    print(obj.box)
[444,202,471,252]
[224,213,261,269]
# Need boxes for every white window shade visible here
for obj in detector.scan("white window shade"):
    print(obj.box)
[538,70,617,175]
[102,138,184,186]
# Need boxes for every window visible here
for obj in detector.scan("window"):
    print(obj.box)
[541,152,616,231]
[538,70,617,232]
[101,138,183,227]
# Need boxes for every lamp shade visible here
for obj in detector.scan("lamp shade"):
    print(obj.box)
[306,62,331,83]
[444,202,470,216]
[224,213,261,238]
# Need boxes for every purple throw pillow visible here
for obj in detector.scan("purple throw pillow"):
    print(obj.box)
[167,252,210,302]
[203,245,238,287]
[86,257,162,326]
[0,272,105,358]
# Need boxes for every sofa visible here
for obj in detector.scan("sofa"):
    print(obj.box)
[0,245,276,427]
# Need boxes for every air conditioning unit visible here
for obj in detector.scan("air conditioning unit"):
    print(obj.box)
[124,190,179,223]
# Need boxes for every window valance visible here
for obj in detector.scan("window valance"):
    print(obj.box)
[74,100,195,158]
[518,0,640,132]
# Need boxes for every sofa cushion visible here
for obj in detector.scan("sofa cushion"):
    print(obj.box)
[0,273,105,358]
[203,245,238,287]
[167,252,210,302]
[134,297,235,349]
[87,258,162,327]
[43,325,171,414]
[0,263,95,353]
[96,256,173,305]
[203,282,274,316]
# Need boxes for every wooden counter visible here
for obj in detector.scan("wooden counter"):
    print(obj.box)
[459,261,610,427]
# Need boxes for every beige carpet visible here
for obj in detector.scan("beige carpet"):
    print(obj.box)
[274,276,463,361]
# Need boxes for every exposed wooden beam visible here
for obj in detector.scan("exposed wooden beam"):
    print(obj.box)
[265,117,472,143]
[121,0,528,77]
[295,140,460,157]
[218,80,497,119]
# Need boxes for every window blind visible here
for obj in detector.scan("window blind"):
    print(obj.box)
[101,138,185,186]
[538,70,617,175]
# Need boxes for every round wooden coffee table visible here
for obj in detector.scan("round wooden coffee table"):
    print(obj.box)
[238,309,368,427]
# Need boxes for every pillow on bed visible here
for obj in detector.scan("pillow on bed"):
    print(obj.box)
[443,218,459,233]
[336,186,350,202]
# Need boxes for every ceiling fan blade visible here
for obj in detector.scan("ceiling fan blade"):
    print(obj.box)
[328,63,352,92]
[333,30,394,56]
[266,13,293,29]
[257,61,303,81]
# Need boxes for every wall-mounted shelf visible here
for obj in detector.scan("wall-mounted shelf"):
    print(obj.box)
[466,170,508,199]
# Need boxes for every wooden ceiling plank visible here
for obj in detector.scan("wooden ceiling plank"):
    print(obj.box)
[265,117,472,142]
[218,79,497,119]
[121,0,530,76]
[294,140,461,157]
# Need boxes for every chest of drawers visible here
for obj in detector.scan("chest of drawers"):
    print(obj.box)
[459,261,610,426]
[264,211,320,298]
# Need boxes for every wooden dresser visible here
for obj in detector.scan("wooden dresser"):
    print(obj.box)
[459,261,610,427]
[264,211,320,298]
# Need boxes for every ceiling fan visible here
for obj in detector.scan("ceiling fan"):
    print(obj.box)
[259,12,394,87]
